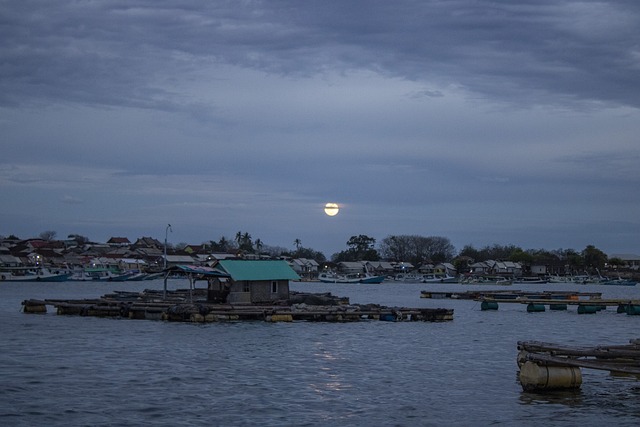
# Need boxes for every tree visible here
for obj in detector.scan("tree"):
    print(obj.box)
[234,231,253,253]
[332,235,379,262]
[582,245,607,272]
[294,239,302,251]
[255,239,263,255]
[379,235,455,265]
[39,230,57,241]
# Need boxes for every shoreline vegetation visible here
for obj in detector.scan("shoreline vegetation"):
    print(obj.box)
[1,231,638,283]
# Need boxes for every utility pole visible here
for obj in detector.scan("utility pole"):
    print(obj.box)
[164,224,172,269]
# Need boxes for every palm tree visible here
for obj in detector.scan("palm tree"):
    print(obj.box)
[294,239,302,251]
[255,239,263,256]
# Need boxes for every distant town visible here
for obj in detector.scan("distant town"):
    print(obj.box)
[0,231,638,283]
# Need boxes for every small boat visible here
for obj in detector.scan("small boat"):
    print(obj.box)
[318,272,360,283]
[422,274,458,284]
[0,266,71,282]
[512,277,548,284]
[359,274,385,284]
[460,275,512,286]
[599,278,637,286]
[71,267,135,281]
[318,272,385,284]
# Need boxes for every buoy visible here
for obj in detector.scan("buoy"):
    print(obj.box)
[23,303,47,314]
[189,313,205,322]
[519,361,582,391]
[549,304,568,311]
[268,314,293,322]
[481,301,499,311]
[577,305,598,314]
[617,304,628,314]
[526,303,545,312]
[626,305,640,316]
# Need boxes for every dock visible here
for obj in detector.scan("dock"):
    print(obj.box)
[517,340,640,391]
[21,289,454,323]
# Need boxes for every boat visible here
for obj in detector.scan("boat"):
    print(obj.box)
[460,275,512,286]
[422,274,458,284]
[318,272,385,284]
[318,272,360,283]
[599,278,637,286]
[359,273,385,284]
[71,267,135,281]
[512,277,548,285]
[0,266,71,282]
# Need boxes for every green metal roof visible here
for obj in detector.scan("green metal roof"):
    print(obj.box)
[217,260,300,281]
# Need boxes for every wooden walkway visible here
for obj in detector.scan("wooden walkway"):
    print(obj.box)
[21,289,454,323]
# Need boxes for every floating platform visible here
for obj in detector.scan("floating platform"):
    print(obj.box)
[517,340,640,392]
[476,294,640,314]
[420,289,602,301]
[21,289,454,323]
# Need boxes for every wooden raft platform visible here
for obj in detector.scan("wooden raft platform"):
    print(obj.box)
[21,289,454,323]
[477,294,640,314]
[421,289,602,300]
[517,340,640,391]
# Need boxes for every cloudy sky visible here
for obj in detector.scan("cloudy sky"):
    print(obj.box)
[2,0,639,257]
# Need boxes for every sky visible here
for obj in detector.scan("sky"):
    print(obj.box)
[1,0,640,258]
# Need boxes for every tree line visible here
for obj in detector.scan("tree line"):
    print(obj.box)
[21,229,624,272]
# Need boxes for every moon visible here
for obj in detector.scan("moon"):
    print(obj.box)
[324,202,340,216]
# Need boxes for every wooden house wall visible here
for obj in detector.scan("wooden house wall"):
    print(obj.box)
[227,280,290,304]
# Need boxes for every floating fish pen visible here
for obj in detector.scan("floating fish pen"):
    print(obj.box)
[21,289,454,323]
[476,293,640,314]
[517,340,640,392]
[420,289,602,301]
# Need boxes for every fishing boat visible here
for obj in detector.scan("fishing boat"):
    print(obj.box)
[318,272,385,284]
[70,267,135,281]
[599,278,637,286]
[0,266,71,282]
[422,274,458,284]
[460,275,512,286]
[512,277,548,285]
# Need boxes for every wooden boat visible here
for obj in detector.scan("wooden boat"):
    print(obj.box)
[0,266,71,282]
[460,275,512,285]
[422,274,458,284]
[318,272,385,284]
[599,278,637,286]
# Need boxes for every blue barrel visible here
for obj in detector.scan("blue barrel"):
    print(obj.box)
[549,304,568,311]
[617,304,628,314]
[481,301,499,311]
[526,303,546,312]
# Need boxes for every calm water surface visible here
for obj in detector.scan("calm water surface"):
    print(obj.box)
[1,280,639,426]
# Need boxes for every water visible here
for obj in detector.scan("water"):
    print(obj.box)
[1,280,639,426]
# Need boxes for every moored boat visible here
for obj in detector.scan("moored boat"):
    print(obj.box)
[0,266,71,282]
[422,274,458,284]
[318,272,385,284]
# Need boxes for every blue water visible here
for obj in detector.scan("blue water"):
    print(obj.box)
[1,280,639,426]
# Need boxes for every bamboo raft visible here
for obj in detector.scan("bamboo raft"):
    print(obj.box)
[517,340,640,391]
[21,289,454,323]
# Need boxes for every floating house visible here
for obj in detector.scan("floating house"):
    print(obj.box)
[209,259,301,304]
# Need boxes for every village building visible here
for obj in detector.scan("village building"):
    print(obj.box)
[208,259,300,304]
[107,237,131,247]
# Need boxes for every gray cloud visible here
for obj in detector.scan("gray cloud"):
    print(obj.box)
[1,0,639,256]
